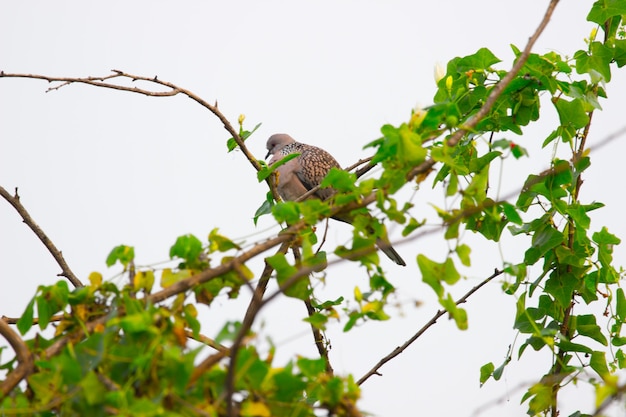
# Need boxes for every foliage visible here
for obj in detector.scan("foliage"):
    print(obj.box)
[1,1,626,416]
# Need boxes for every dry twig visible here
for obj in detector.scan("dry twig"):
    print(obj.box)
[0,186,83,288]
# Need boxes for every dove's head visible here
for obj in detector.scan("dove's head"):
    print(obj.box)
[265,134,296,159]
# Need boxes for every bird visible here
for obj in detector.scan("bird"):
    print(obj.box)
[265,133,406,266]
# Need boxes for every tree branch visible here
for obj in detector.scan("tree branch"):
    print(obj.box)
[405,0,561,182]
[0,319,34,397]
[356,268,503,385]
[0,70,262,175]
[0,186,83,288]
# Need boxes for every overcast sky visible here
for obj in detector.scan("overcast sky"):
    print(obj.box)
[2,2,626,416]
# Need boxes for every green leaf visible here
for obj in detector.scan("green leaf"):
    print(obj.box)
[502,202,523,225]
[544,272,577,309]
[524,224,564,265]
[105,244,135,268]
[208,228,241,252]
[320,168,356,193]
[242,122,262,139]
[417,255,461,297]
[272,201,301,224]
[614,39,626,67]
[16,297,35,335]
[574,42,613,82]
[468,151,501,173]
[574,314,608,346]
[590,350,611,380]
[398,124,427,164]
[303,312,329,329]
[457,47,501,70]
[227,122,261,152]
[266,253,310,300]
[215,321,242,344]
[524,383,553,415]
[169,234,203,263]
[160,268,192,288]
[36,281,69,330]
[479,362,494,386]
[554,98,590,130]
[587,0,626,25]
[119,312,153,334]
[456,244,471,267]
[557,340,593,354]
[565,203,591,229]
[257,153,300,182]
[593,227,621,245]
[254,192,275,225]
[616,288,626,322]
[297,357,327,378]
[236,347,269,390]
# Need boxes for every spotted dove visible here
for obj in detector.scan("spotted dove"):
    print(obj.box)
[265,133,406,266]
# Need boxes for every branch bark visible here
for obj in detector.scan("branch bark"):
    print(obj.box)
[0,319,34,397]
[0,186,83,288]
[357,268,503,385]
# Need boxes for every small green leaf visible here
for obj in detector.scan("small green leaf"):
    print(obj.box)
[320,168,356,193]
[266,253,310,300]
[468,151,501,173]
[272,201,301,224]
[303,312,329,329]
[590,351,611,380]
[257,153,300,182]
[169,234,203,263]
[106,245,135,268]
[297,357,327,378]
[524,224,564,265]
[544,272,577,309]
[502,202,523,225]
[253,192,275,225]
[456,244,471,267]
[480,362,494,386]
[574,314,608,346]
[554,98,590,130]
[557,340,593,354]
[215,321,242,344]
[209,228,241,252]
[616,288,626,322]
[574,42,613,82]
[160,268,192,288]
[17,297,35,335]
[457,47,501,70]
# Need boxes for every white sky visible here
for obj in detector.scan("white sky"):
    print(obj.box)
[2,1,626,416]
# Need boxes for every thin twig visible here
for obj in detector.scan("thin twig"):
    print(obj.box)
[0,70,263,176]
[0,186,83,288]
[356,268,504,385]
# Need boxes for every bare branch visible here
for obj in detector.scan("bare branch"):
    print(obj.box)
[0,70,263,175]
[356,268,504,385]
[0,186,83,288]
[0,319,34,397]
